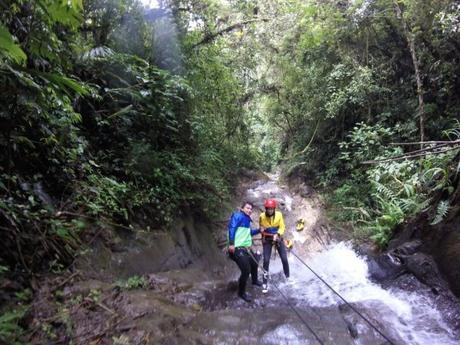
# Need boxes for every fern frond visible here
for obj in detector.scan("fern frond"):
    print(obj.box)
[422,167,448,190]
[431,200,450,225]
[81,46,114,61]
[374,181,396,201]
[402,183,416,197]
[419,197,432,212]
[397,196,430,214]
[442,120,460,140]
[398,198,414,212]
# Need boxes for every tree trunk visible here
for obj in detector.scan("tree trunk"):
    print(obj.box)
[393,1,425,146]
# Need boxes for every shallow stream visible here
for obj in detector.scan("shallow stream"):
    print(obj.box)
[217,174,459,345]
[256,242,458,345]
[42,174,459,345]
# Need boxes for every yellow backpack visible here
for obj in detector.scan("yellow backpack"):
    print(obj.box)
[296,218,305,231]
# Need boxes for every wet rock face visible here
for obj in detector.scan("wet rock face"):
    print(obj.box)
[286,175,314,198]
[433,229,460,296]
[366,217,460,332]
[387,212,460,299]
[76,210,228,280]
[366,252,404,283]
[405,253,449,291]
[392,239,422,256]
[366,240,430,284]
[25,173,460,344]
[367,239,452,293]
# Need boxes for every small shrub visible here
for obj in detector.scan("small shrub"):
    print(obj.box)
[116,275,147,289]
[0,306,28,344]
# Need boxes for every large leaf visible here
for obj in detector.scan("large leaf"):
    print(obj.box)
[40,72,89,96]
[0,24,27,64]
[38,0,82,28]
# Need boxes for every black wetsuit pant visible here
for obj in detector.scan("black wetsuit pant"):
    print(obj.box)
[230,248,259,295]
[262,237,290,284]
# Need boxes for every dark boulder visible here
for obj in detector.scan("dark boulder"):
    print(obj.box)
[367,252,405,283]
[405,252,449,292]
[431,224,460,296]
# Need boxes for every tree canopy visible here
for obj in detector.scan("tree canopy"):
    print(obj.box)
[1,3,460,339]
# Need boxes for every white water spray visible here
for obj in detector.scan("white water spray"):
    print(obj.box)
[268,242,458,345]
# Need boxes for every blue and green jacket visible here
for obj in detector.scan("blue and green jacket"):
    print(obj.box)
[227,210,260,247]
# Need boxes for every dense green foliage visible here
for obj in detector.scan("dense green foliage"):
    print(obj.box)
[0,0,259,280]
[238,0,460,245]
[2,0,460,342]
[1,2,265,340]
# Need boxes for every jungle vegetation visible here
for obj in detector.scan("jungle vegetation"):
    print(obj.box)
[1,0,460,341]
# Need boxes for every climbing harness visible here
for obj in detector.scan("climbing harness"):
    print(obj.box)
[261,233,280,259]
[289,250,397,345]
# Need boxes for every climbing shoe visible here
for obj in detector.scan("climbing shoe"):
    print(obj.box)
[262,284,269,294]
[252,280,263,287]
[238,292,252,302]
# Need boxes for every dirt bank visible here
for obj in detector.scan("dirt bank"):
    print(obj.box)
[22,172,336,345]
[20,172,460,344]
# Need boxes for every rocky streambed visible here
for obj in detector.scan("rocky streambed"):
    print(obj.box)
[25,173,460,345]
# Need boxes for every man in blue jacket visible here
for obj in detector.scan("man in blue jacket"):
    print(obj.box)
[228,201,262,302]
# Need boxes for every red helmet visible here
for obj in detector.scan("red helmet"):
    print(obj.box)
[264,199,277,208]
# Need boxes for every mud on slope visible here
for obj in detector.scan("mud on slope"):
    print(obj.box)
[23,172,336,345]
[23,207,234,344]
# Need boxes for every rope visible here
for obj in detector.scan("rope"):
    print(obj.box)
[270,279,325,345]
[246,250,325,345]
[290,250,397,345]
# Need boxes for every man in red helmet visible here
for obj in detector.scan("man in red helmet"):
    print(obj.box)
[259,198,290,293]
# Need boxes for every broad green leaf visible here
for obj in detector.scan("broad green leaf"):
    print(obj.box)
[41,72,89,96]
[0,24,26,64]
[4,65,40,90]
[107,105,134,119]
[56,227,71,240]
[38,0,82,28]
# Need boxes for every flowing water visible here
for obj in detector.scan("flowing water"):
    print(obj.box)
[266,242,458,345]
[68,173,460,345]
[219,174,459,345]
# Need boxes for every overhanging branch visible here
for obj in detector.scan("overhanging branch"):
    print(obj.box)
[192,18,270,48]
[362,140,460,164]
